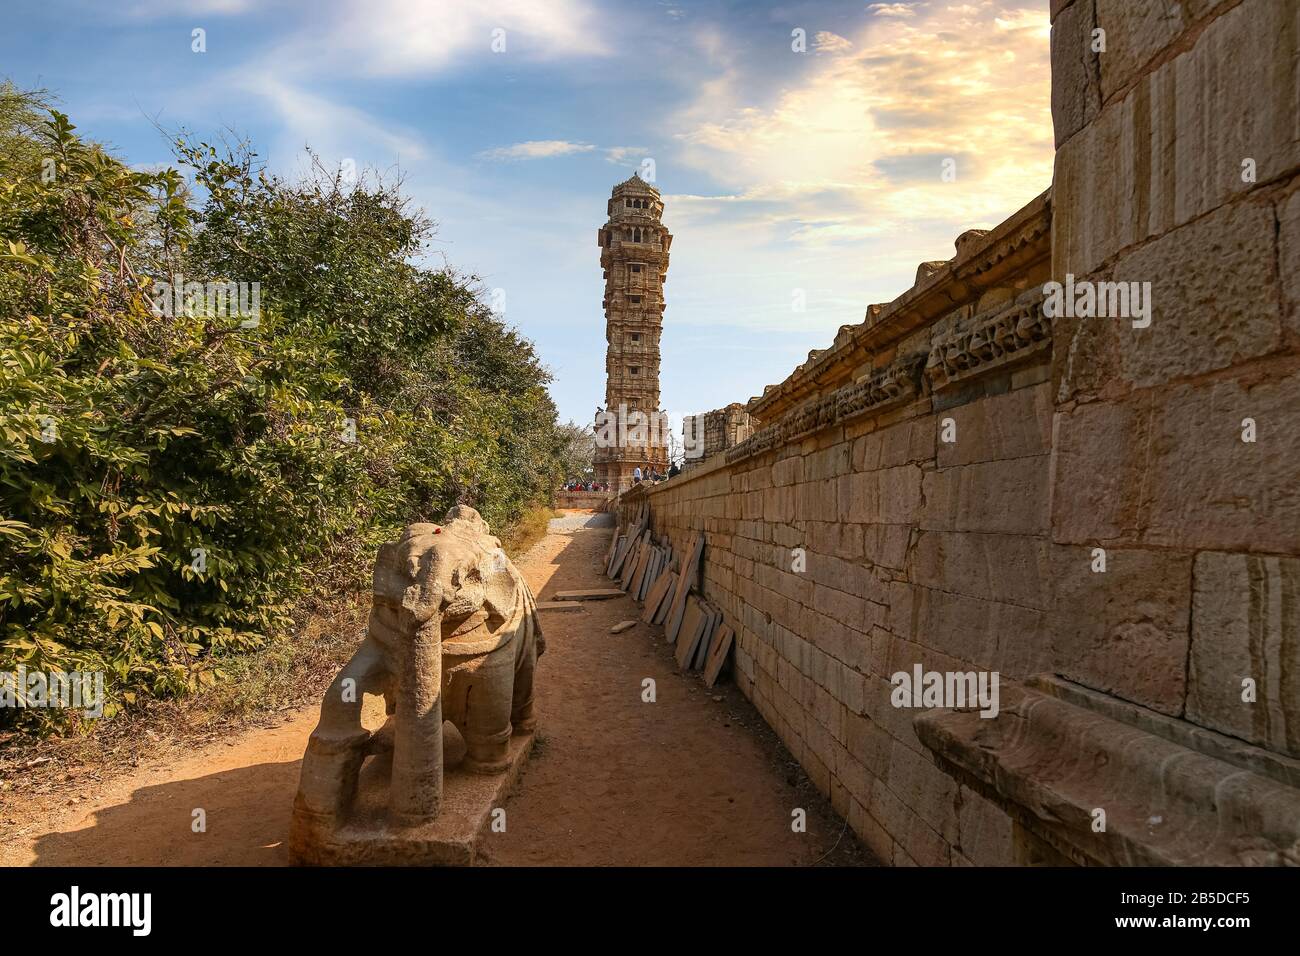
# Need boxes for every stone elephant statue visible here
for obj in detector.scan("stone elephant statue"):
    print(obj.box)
[291,505,544,857]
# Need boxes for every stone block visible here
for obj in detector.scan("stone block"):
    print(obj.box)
[1053,0,1300,278]
[910,531,1050,609]
[1053,198,1283,401]
[1049,396,1150,544]
[805,551,870,600]
[865,523,911,570]
[795,479,837,522]
[806,442,852,481]
[845,710,889,773]
[848,798,893,863]
[813,583,869,636]
[1141,372,1300,553]
[908,584,1048,677]
[877,465,924,524]
[936,382,1052,467]
[837,471,878,524]
[1050,545,1192,716]
[1187,552,1300,758]
[956,785,1015,866]
[1094,0,1187,99]
[921,457,1048,535]
[772,454,803,487]
[808,520,866,561]
[871,781,951,866]
[1049,0,1100,146]
[886,739,959,843]
[1281,187,1300,341]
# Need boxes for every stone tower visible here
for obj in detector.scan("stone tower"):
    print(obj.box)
[594,174,672,491]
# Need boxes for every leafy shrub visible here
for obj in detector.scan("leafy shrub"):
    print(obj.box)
[0,99,564,732]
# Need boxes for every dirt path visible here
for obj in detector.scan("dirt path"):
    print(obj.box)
[1,512,869,866]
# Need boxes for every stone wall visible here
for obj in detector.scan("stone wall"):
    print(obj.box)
[682,403,754,471]
[629,194,1054,866]
[620,0,1300,867]
[1047,0,1300,743]
[555,491,611,510]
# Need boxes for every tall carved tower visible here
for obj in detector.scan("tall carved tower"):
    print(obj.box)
[594,174,672,491]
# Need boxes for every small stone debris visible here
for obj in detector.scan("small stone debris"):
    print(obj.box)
[610,620,637,634]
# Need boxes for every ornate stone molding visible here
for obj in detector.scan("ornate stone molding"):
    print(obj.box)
[726,355,923,464]
[746,190,1051,424]
[925,290,1050,391]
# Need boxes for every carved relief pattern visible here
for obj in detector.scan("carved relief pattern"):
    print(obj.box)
[925,292,1050,391]
[726,356,923,464]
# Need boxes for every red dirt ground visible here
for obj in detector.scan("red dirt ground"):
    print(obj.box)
[0,512,871,867]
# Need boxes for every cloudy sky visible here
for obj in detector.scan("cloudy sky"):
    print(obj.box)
[2,0,1054,428]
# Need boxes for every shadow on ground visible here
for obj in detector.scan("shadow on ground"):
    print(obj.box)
[32,760,298,866]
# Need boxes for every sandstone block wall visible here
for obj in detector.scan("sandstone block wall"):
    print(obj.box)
[621,0,1299,866]
[631,196,1055,865]
[640,382,1054,865]
[1048,0,1300,746]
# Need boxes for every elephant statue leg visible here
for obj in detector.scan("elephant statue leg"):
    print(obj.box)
[292,637,389,844]
[442,642,516,774]
[511,609,541,735]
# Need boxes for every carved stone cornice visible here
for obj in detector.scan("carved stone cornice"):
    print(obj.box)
[725,355,923,464]
[746,189,1052,425]
[925,290,1050,391]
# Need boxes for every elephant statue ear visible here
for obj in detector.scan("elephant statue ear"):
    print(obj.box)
[479,545,517,628]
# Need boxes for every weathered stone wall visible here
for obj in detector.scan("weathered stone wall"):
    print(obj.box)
[629,194,1054,866]
[619,0,1300,866]
[682,403,754,471]
[555,491,611,510]
[1048,0,1300,745]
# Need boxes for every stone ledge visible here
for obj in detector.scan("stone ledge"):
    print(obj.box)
[915,676,1300,866]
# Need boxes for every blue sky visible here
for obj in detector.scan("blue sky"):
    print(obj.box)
[1,0,1054,429]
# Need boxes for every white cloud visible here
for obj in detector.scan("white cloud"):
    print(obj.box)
[286,0,612,79]
[227,69,429,168]
[868,3,920,17]
[604,145,651,165]
[813,31,854,54]
[647,0,1052,345]
[478,140,596,161]
[669,2,1052,244]
[123,0,257,15]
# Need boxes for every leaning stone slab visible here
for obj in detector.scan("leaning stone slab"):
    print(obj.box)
[551,589,626,601]
[536,601,585,613]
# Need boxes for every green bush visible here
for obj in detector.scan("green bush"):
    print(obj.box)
[0,100,564,732]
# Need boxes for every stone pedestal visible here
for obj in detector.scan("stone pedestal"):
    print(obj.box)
[290,732,534,866]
